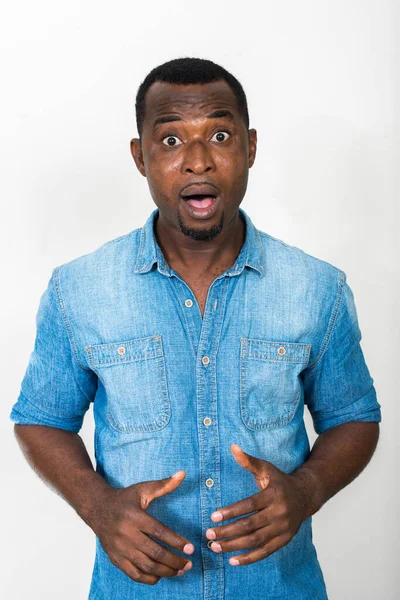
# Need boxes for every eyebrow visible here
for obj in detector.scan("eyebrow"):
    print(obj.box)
[154,115,183,127]
[153,109,235,129]
[206,109,235,120]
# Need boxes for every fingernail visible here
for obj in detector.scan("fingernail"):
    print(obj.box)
[230,558,240,566]
[183,543,195,554]
[211,512,223,522]
[211,542,222,553]
[183,561,192,571]
[206,529,216,540]
[177,569,185,576]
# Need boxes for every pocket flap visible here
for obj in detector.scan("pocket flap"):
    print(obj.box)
[241,338,311,363]
[85,335,163,368]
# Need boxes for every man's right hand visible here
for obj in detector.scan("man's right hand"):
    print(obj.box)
[89,470,195,586]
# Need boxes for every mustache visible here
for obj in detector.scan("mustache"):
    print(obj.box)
[179,181,221,196]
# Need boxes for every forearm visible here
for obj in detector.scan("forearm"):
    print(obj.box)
[13,424,112,529]
[292,421,380,519]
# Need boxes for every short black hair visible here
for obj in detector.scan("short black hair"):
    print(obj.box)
[135,57,249,137]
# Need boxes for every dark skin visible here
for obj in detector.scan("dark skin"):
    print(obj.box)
[130,80,257,316]
[14,80,379,586]
[130,80,380,567]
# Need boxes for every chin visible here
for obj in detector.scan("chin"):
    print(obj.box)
[177,210,224,242]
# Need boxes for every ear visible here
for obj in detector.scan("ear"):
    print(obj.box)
[130,138,146,177]
[248,128,257,168]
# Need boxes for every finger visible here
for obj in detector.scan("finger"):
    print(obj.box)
[228,533,290,566]
[211,487,275,524]
[208,523,280,555]
[118,554,161,585]
[207,506,273,542]
[132,529,193,574]
[122,542,192,579]
[140,512,195,558]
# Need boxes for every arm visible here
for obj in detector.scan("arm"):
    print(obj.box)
[13,423,195,583]
[292,421,380,518]
[13,424,111,529]
[297,271,382,516]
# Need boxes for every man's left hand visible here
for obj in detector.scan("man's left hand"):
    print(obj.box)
[205,444,311,566]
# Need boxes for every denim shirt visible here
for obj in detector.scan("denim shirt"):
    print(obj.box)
[10,208,382,600]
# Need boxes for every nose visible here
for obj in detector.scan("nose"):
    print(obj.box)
[181,140,216,175]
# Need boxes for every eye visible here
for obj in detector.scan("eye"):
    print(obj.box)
[211,131,230,143]
[162,135,182,147]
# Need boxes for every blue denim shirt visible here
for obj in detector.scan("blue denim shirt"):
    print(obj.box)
[10,208,381,600]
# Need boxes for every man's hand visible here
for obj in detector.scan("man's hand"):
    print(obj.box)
[205,444,309,566]
[90,470,195,585]
[13,426,197,587]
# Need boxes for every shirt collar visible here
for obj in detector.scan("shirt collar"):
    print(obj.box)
[134,207,264,278]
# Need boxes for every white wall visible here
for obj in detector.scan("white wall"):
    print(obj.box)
[2,1,398,598]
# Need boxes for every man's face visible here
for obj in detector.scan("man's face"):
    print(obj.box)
[131,80,257,241]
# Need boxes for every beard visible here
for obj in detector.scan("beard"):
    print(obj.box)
[177,209,224,242]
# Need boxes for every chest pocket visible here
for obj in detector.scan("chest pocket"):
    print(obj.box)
[240,338,311,430]
[85,335,170,433]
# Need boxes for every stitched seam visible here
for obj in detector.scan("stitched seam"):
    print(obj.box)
[100,229,137,249]
[85,336,163,366]
[253,228,265,275]
[52,266,92,382]
[307,269,346,370]
[168,277,197,360]
[135,225,146,272]
[86,354,163,368]
[258,230,343,274]
[104,352,170,433]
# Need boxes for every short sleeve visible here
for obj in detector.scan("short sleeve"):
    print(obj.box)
[302,271,382,435]
[10,268,97,433]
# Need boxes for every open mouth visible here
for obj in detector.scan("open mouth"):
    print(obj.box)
[180,193,217,209]
[179,191,220,219]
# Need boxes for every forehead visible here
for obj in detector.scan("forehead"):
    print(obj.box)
[143,80,241,124]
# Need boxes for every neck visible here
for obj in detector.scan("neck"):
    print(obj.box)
[154,210,245,274]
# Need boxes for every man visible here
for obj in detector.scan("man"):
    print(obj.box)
[10,57,381,599]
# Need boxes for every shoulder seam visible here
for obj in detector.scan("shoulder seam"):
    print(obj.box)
[306,268,346,370]
[58,229,140,270]
[257,231,342,272]
[52,266,91,375]
[102,228,139,247]
[258,230,290,247]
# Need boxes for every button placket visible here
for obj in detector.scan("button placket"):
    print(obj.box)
[193,277,227,593]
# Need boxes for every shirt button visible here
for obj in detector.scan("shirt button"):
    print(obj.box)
[117,346,126,355]
[203,417,212,427]
[202,356,210,366]
[185,299,193,307]
[277,346,286,356]
[207,540,214,549]
[206,478,214,488]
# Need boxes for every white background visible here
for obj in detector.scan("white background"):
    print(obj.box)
[1,1,398,598]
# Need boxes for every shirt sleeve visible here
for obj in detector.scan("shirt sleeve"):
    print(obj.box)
[10,267,97,433]
[302,270,382,435]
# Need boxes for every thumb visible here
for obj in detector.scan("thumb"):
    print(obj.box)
[230,444,273,491]
[138,470,186,510]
